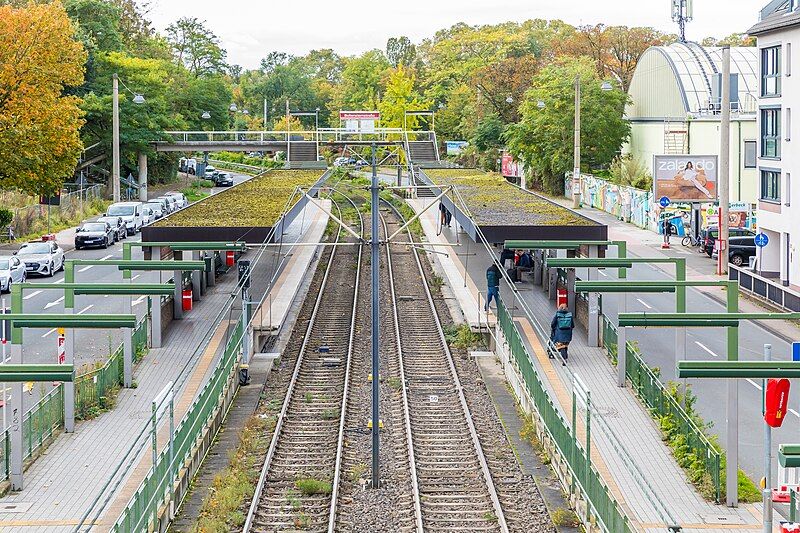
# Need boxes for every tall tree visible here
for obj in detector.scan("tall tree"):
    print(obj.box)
[386,36,416,67]
[505,57,630,194]
[378,66,428,128]
[0,2,87,195]
[332,50,390,111]
[166,17,227,77]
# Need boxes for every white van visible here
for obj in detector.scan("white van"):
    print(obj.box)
[106,202,144,235]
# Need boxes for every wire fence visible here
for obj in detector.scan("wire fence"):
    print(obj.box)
[0,315,148,481]
[3,185,105,240]
[601,316,722,503]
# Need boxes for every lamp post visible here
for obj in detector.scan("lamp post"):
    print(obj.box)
[539,79,613,209]
[112,74,145,203]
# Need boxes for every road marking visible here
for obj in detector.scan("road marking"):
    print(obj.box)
[54,279,64,284]
[694,341,719,358]
[132,296,146,306]
[598,270,608,277]
[131,274,141,281]
[635,298,653,309]
[23,290,42,300]
[791,408,800,418]
[77,304,93,314]
[746,379,762,391]
[43,296,64,310]
[41,328,57,338]
[77,254,114,272]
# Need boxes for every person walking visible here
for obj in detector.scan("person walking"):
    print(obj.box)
[485,263,501,312]
[550,303,574,366]
[439,201,447,228]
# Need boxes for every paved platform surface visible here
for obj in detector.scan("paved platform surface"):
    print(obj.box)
[0,205,322,532]
[410,198,768,532]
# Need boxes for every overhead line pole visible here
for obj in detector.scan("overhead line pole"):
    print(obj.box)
[370,141,380,489]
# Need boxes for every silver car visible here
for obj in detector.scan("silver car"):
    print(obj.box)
[0,256,26,293]
[144,201,164,219]
[15,241,65,277]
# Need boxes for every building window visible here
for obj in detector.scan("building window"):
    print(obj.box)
[761,169,781,202]
[762,108,781,158]
[786,173,792,207]
[762,45,782,96]
[788,43,793,77]
[788,108,793,141]
[745,140,757,168]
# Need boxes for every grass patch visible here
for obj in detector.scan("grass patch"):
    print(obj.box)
[192,416,273,531]
[295,478,332,496]
[482,511,497,522]
[387,377,402,391]
[14,197,110,243]
[551,507,580,527]
[443,324,483,350]
[321,408,340,420]
[348,463,368,483]
[180,187,210,203]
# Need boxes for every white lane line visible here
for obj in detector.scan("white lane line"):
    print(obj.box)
[132,296,146,306]
[77,254,114,272]
[41,328,57,338]
[746,379,762,391]
[598,270,608,277]
[77,304,93,315]
[791,408,800,418]
[54,279,64,284]
[44,296,65,310]
[23,290,43,300]
[694,341,719,358]
[131,274,141,281]
[636,298,653,309]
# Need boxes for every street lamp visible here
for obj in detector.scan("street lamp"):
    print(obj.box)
[506,95,514,104]
[570,77,615,208]
[229,103,238,112]
[112,73,145,203]
[201,111,211,120]
[537,100,546,109]
[242,109,249,115]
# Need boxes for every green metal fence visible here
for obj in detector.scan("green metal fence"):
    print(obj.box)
[496,297,631,533]
[601,316,722,503]
[0,316,148,481]
[111,316,243,532]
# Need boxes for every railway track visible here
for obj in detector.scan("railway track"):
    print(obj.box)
[382,200,509,533]
[243,196,363,533]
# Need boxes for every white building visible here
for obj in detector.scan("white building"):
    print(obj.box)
[625,42,759,203]
[749,1,800,287]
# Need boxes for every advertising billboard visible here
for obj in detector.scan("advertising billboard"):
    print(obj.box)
[501,152,524,179]
[653,155,718,202]
[446,141,468,155]
[340,111,380,133]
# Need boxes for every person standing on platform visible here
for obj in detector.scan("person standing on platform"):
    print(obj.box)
[485,263,501,312]
[550,303,574,366]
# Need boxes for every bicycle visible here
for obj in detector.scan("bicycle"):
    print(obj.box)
[681,233,701,247]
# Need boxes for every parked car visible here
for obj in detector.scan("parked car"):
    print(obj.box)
[203,165,217,178]
[154,196,176,214]
[728,236,757,267]
[75,222,115,250]
[96,216,128,241]
[144,201,164,219]
[106,202,144,235]
[333,156,349,167]
[179,157,197,174]
[213,172,233,186]
[15,240,64,277]
[702,226,756,257]
[141,206,154,226]
[165,192,188,209]
[0,256,26,293]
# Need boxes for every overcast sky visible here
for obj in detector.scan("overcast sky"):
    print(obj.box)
[146,0,761,69]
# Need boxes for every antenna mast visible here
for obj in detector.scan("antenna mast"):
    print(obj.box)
[671,0,693,42]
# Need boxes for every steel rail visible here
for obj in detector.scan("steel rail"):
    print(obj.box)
[382,198,509,532]
[381,213,425,533]
[242,190,363,533]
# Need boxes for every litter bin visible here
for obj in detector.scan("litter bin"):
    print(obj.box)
[239,363,250,386]
[182,289,193,311]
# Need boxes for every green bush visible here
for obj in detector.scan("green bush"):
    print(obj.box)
[0,208,12,228]
[609,154,652,190]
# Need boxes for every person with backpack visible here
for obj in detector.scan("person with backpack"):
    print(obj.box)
[550,304,575,365]
[485,263,501,312]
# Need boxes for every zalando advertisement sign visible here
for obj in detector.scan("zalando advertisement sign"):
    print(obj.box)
[653,155,718,202]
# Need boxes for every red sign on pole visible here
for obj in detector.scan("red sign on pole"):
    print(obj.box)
[339,111,380,120]
[57,329,66,365]
[765,378,791,428]
[557,288,568,309]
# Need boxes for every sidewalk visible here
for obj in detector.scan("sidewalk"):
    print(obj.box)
[410,198,766,532]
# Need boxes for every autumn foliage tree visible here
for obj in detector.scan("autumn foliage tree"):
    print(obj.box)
[0,2,87,195]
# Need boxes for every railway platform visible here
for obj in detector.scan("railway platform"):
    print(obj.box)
[410,198,767,533]
[0,205,326,532]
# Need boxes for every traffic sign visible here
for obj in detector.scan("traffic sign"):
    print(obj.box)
[659,196,670,208]
[755,233,770,248]
[793,342,800,362]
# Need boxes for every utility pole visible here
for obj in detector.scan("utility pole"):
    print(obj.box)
[370,142,380,489]
[572,75,581,209]
[762,344,773,533]
[718,46,731,277]
[263,98,268,129]
[112,74,121,203]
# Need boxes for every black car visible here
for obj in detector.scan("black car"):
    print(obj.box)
[75,222,115,249]
[728,236,757,267]
[214,172,234,186]
[702,226,755,257]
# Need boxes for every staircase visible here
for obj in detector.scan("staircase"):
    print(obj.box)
[412,168,436,198]
[407,141,439,165]
[663,121,688,154]
[287,141,326,169]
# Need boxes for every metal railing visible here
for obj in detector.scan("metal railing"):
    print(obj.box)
[0,315,147,482]
[110,316,243,532]
[494,297,632,533]
[162,128,408,144]
[601,316,722,503]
